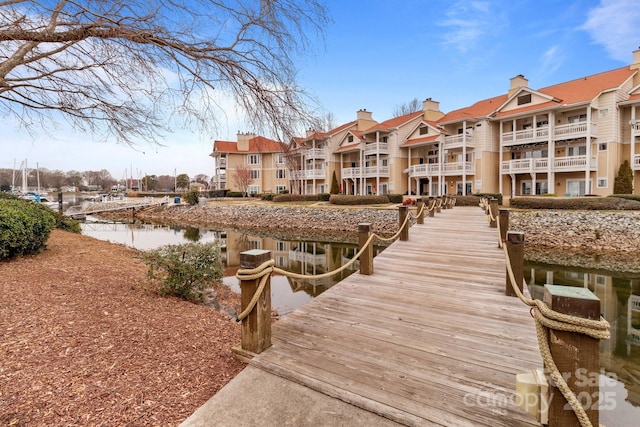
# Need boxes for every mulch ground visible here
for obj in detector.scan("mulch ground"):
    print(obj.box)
[0,230,245,426]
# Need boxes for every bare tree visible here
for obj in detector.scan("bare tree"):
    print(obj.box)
[392,97,422,117]
[232,165,253,196]
[0,1,328,144]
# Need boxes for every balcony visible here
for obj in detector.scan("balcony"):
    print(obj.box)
[305,148,325,159]
[364,142,389,155]
[289,250,326,264]
[341,166,389,178]
[211,174,227,183]
[409,162,475,177]
[501,155,596,174]
[291,169,326,180]
[444,133,475,149]
[502,122,598,146]
[635,154,640,170]
[216,157,227,168]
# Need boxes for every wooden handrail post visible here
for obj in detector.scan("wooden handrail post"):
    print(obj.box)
[498,208,509,247]
[436,197,442,213]
[505,231,524,297]
[398,206,409,241]
[237,249,272,357]
[489,198,498,228]
[358,223,373,275]
[416,199,424,224]
[428,197,435,217]
[543,285,602,427]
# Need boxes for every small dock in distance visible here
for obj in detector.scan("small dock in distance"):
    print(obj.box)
[184,206,543,426]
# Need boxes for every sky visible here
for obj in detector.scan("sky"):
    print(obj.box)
[2,0,640,180]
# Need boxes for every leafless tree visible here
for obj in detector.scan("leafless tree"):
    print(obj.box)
[392,97,421,117]
[232,165,252,196]
[0,1,328,144]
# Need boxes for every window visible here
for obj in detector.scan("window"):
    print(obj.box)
[248,154,261,165]
[276,241,287,251]
[599,109,609,118]
[276,168,286,179]
[598,142,608,151]
[568,146,587,156]
[247,185,260,195]
[381,136,388,142]
[275,185,287,194]
[597,178,608,188]
[275,154,285,164]
[379,183,388,194]
[419,127,429,135]
[348,135,354,142]
[249,240,261,250]
[318,184,326,193]
[517,93,532,105]
[250,169,260,180]
[276,256,287,268]
[568,113,587,123]
[382,158,388,166]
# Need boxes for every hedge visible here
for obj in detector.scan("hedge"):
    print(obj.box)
[272,194,320,202]
[509,196,640,210]
[0,198,56,260]
[329,195,391,205]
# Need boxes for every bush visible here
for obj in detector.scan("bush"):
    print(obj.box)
[444,195,480,206]
[386,194,403,203]
[402,198,416,206]
[0,198,56,260]
[182,189,199,205]
[329,195,390,205]
[509,196,640,210]
[142,241,224,302]
[208,189,228,198]
[318,193,330,201]
[54,211,82,234]
[272,194,319,202]
[226,191,245,198]
[614,160,633,194]
[261,193,275,201]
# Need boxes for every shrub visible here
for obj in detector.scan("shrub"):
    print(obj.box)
[182,189,199,205]
[226,191,245,198]
[402,198,416,206]
[386,194,403,203]
[318,193,330,201]
[54,211,82,234]
[444,195,480,206]
[0,198,56,260]
[208,189,228,198]
[142,241,224,302]
[329,195,390,205]
[272,194,319,202]
[614,160,633,194]
[330,171,339,194]
[261,193,275,201]
[510,196,640,210]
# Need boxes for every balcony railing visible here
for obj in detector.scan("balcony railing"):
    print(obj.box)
[634,122,640,132]
[216,158,227,168]
[634,154,640,170]
[291,169,326,180]
[341,166,389,178]
[288,250,325,264]
[409,162,474,177]
[502,122,598,146]
[444,133,475,148]
[501,155,596,173]
[364,142,389,154]
[212,174,227,182]
[305,148,325,159]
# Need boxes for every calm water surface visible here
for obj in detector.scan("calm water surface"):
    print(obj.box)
[78,214,639,425]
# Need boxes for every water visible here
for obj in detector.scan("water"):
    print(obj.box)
[525,261,640,425]
[77,212,639,424]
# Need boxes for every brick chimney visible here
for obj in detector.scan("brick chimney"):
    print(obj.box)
[509,74,529,97]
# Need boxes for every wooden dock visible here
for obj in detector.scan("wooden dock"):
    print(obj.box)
[248,206,542,426]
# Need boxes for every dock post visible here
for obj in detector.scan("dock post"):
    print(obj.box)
[416,199,425,224]
[489,198,498,228]
[505,231,524,297]
[399,206,409,241]
[428,197,435,217]
[436,197,442,213]
[498,208,509,247]
[358,223,373,275]
[543,285,602,427]
[235,249,272,360]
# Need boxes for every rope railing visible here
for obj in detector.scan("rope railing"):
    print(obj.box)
[491,197,610,427]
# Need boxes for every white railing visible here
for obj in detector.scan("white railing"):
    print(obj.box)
[409,162,474,176]
[634,154,640,170]
[216,158,227,168]
[502,127,549,145]
[364,142,389,154]
[291,169,326,180]
[341,166,389,178]
[305,148,325,159]
[341,167,358,179]
[288,250,325,264]
[554,122,598,139]
[501,158,549,173]
[553,155,595,171]
[444,133,475,148]
[634,122,640,132]
[212,174,227,182]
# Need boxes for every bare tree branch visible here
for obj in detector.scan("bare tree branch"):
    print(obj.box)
[0,0,329,145]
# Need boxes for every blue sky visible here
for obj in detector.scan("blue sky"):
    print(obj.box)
[2,0,640,180]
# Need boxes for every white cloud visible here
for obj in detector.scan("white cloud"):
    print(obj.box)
[438,1,497,53]
[540,45,563,76]
[582,0,640,62]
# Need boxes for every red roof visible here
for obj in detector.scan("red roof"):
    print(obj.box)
[363,111,423,134]
[402,134,440,147]
[438,94,507,124]
[212,135,286,154]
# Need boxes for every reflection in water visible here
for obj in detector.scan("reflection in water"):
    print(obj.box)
[525,261,640,424]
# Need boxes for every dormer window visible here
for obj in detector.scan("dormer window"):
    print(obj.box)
[517,93,532,105]
[419,126,429,135]
[348,135,354,142]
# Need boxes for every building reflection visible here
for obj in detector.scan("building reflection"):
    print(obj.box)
[525,263,640,409]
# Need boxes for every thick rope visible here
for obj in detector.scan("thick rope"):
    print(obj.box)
[235,259,275,321]
[503,244,610,427]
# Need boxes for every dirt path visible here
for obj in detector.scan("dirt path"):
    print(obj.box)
[0,229,245,426]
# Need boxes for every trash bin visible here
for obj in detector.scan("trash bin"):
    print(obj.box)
[174,197,181,204]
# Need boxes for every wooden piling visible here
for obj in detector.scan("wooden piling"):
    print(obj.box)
[436,197,442,213]
[489,198,498,228]
[399,206,409,241]
[235,249,272,360]
[358,223,373,275]
[428,197,435,217]
[543,285,602,427]
[505,231,524,297]
[416,200,425,224]
[498,208,509,247]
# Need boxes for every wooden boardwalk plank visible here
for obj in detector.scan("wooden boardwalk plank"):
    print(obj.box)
[249,206,542,426]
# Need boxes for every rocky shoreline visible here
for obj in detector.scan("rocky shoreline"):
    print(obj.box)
[100,201,640,273]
